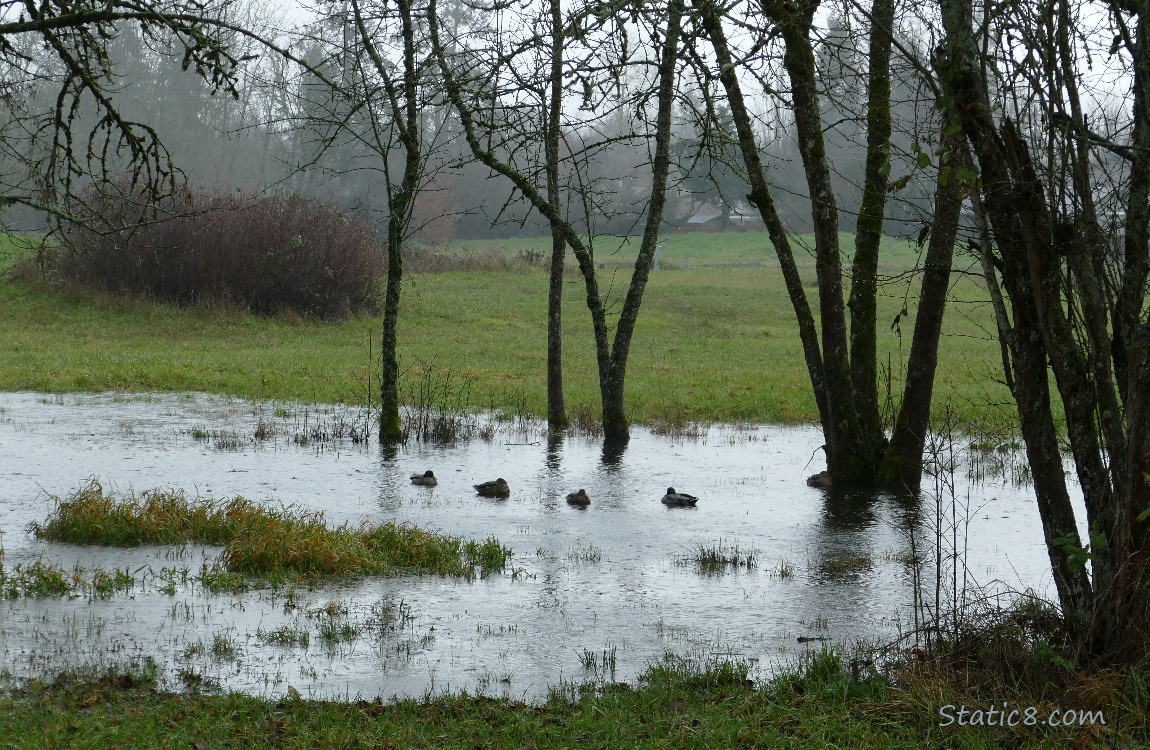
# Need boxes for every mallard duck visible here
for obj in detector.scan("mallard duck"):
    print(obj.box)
[410,470,437,487]
[474,478,510,497]
[806,471,832,488]
[566,489,590,507]
[661,487,699,507]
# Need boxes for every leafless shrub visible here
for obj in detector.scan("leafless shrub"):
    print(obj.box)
[46,183,386,318]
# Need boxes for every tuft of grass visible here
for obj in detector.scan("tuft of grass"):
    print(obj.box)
[641,649,752,691]
[210,634,239,661]
[308,603,361,646]
[0,558,70,598]
[567,543,603,564]
[817,551,873,579]
[678,538,757,573]
[32,480,512,581]
[771,558,796,579]
[256,625,310,649]
[0,550,136,599]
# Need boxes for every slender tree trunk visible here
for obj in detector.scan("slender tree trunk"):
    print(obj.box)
[600,0,683,444]
[431,0,680,444]
[704,0,901,482]
[356,0,421,445]
[694,0,830,433]
[379,211,405,444]
[849,0,895,450]
[1116,3,1150,393]
[773,7,867,479]
[544,0,567,431]
[880,118,963,488]
[546,226,567,429]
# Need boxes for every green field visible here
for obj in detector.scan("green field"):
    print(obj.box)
[0,230,1021,432]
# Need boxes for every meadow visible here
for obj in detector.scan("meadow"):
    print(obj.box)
[0,230,1023,433]
[1,231,1142,748]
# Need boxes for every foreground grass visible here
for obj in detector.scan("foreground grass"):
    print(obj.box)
[29,480,511,580]
[0,649,1141,749]
[1,230,1022,432]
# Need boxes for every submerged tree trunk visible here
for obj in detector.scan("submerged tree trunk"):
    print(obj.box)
[430,0,682,445]
[597,0,683,445]
[353,0,422,445]
[544,0,568,431]
[933,0,1150,654]
[546,226,567,429]
[879,118,963,487]
[700,0,954,487]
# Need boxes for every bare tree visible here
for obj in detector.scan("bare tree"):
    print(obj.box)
[693,0,961,487]
[935,0,1150,660]
[0,0,282,223]
[429,0,687,444]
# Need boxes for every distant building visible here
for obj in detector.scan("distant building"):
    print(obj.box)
[685,201,762,228]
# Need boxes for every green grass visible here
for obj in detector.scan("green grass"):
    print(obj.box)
[31,480,512,580]
[679,538,758,573]
[0,648,1141,749]
[0,549,136,600]
[0,230,1023,432]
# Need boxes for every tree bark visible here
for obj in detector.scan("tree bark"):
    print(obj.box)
[544,0,567,431]
[353,0,421,445]
[770,1,868,479]
[600,0,683,444]
[849,0,895,450]
[880,118,963,488]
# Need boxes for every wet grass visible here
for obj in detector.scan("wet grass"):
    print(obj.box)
[0,230,1026,433]
[567,543,603,563]
[31,480,512,581]
[1,645,1143,749]
[256,625,311,649]
[818,551,874,580]
[679,538,757,573]
[0,551,136,600]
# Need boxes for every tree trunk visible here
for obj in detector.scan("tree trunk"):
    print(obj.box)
[357,0,421,445]
[774,7,868,480]
[880,118,963,488]
[935,0,1096,638]
[379,218,404,444]
[544,0,567,431]
[694,0,830,433]
[599,0,683,445]
[431,0,682,445]
[849,0,895,451]
[546,225,567,430]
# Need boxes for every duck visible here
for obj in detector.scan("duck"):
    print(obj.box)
[566,489,591,507]
[474,478,510,497]
[410,470,437,487]
[806,471,832,488]
[661,487,699,507]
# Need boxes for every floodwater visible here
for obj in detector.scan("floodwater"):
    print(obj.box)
[0,391,1083,701]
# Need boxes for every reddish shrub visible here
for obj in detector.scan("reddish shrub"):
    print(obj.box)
[50,185,386,318]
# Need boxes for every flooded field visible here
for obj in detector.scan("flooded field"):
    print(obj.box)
[0,391,1083,701]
